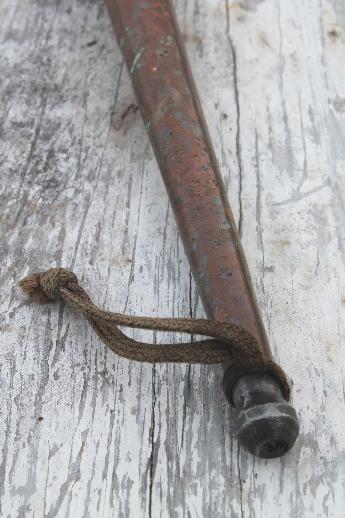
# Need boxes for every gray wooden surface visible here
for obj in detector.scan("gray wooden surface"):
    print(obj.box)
[1,0,345,516]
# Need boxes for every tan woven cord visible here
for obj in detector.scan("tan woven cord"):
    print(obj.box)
[19,267,290,402]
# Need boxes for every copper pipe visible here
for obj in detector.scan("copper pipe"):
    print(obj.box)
[106,0,299,458]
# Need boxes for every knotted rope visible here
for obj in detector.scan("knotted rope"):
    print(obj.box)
[19,267,290,402]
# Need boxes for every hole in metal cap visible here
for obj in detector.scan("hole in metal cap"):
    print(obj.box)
[260,439,289,459]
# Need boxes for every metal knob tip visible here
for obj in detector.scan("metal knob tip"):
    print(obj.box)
[224,372,300,458]
[236,401,299,458]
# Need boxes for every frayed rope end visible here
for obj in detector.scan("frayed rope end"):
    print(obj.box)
[19,273,52,304]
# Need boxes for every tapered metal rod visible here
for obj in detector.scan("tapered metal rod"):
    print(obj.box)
[106,0,299,457]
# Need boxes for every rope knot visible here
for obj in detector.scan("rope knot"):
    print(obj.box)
[40,268,79,299]
[19,267,79,303]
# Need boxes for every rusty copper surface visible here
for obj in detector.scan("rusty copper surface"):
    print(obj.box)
[106,0,272,358]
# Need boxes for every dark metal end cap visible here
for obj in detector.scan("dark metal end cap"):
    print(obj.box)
[236,401,299,458]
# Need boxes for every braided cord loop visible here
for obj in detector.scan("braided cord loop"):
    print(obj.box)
[19,267,290,403]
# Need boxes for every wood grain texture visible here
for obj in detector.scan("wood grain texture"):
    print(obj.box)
[1,0,345,516]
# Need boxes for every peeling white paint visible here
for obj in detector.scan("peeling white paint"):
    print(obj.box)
[0,0,345,517]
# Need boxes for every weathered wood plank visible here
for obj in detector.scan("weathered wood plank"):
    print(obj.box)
[0,0,345,517]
